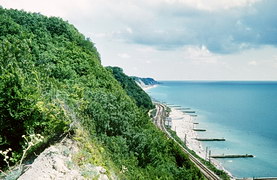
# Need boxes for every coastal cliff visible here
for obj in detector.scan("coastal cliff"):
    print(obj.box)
[132,76,160,89]
[0,8,203,179]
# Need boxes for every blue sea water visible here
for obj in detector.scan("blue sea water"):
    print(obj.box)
[147,81,277,178]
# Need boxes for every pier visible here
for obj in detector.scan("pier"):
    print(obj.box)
[237,177,277,180]
[195,138,226,141]
[211,154,254,158]
[193,128,206,131]
[176,107,191,110]
[167,105,181,107]
[183,110,196,113]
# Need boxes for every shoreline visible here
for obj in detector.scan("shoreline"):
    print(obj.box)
[168,107,234,179]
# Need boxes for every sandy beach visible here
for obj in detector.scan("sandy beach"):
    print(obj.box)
[169,108,206,159]
[168,107,233,178]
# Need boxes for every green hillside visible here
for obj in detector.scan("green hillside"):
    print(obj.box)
[0,8,203,179]
[106,66,154,110]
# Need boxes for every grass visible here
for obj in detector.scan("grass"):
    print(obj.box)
[72,125,123,180]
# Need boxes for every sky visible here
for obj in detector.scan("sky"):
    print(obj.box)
[1,0,277,80]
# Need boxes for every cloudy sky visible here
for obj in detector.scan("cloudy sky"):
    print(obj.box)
[1,0,277,80]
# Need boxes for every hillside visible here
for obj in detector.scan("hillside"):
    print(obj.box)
[0,8,203,179]
[107,67,154,110]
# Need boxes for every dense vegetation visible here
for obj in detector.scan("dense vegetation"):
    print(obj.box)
[107,66,154,110]
[0,8,203,179]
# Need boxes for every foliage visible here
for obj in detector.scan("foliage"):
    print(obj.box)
[107,66,154,110]
[0,7,204,179]
[0,133,44,180]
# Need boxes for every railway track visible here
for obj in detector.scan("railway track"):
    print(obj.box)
[154,103,221,180]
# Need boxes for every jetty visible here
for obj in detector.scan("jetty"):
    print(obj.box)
[193,128,206,132]
[237,177,277,180]
[175,107,191,110]
[195,138,225,141]
[211,154,254,158]
[183,110,196,113]
[167,105,181,107]
[173,117,183,120]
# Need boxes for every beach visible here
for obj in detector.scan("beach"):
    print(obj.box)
[169,108,206,158]
[168,107,233,178]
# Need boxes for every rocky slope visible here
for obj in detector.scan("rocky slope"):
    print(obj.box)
[18,138,112,180]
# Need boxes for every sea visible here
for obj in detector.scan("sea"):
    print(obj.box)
[146,81,277,178]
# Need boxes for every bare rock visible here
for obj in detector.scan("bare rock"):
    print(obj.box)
[17,138,116,180]
[18,139,84,180]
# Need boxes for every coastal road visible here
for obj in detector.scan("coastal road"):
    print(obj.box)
[154,103,221,180]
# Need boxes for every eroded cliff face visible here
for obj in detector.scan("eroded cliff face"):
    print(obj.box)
[132,77,160,88]
[19,138,114,180]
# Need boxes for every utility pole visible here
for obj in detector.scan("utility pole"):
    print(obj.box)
[205,147,208,160]
[208,150,211,163]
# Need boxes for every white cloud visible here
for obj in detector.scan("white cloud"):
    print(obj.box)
[162,0,259,11]
[118,53,131,59]
[183,45,219,64]
[248,60,258,66]
[94,33,108,38]
[1,0,92,18]
[126,27,133,34]
[273,55,277,68]
[136,47,158,53]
